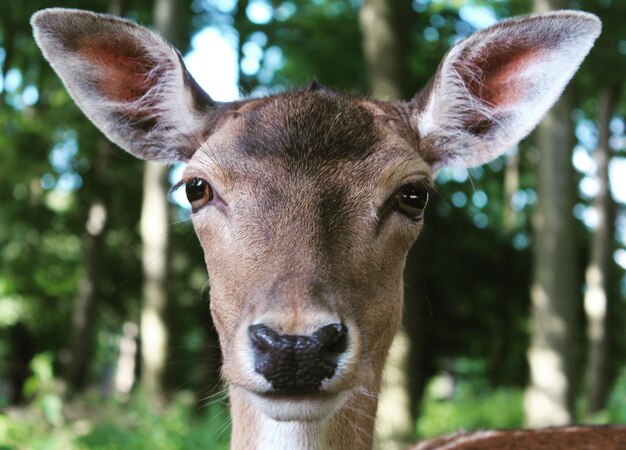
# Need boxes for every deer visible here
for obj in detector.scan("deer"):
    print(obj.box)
[32,7,626,450]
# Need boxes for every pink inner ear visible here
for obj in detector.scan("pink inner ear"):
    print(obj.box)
[79,37,159,103]
[460,44,544,109]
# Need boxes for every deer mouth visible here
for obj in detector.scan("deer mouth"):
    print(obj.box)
[246,388,351,422]
[258,391,338,401]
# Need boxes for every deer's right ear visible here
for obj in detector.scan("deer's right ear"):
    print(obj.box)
[409,11,601,172]
[32,8,222,163]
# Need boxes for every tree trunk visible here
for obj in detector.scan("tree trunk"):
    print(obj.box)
[65,138,110,393]
[359,0,415,446]
[403,245,434,421]
[359,0,411,100]
[6,323,34,405]
[195,295,223,412]
[139,159,170,403]
[108,0,127,17]
[138,0,177,405]
[489,148,520,387]
[525,0,579,428]
[584,84,621,416]
[503,149,520,232]
[526,90,578,428]
[234,0,252,95]
[114,321,138,399]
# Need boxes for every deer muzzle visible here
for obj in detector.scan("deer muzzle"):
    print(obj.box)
[249,323,348,395]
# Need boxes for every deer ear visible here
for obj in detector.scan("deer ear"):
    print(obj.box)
[32,8,221,163]
[410,11,601,170]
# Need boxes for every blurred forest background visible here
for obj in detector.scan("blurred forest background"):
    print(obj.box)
[1,0,625,448]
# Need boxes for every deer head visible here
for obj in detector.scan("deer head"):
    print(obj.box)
[32,8,600,449]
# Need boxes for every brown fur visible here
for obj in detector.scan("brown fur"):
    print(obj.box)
[413,426,626,450]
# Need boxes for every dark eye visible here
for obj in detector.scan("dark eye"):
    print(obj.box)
[185,177,213,211]
[396,183,429,220]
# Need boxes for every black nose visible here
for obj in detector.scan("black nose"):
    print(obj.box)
[248,323,348,395]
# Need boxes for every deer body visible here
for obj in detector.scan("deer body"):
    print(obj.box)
[413,426,626,449]
[31,8,624,450]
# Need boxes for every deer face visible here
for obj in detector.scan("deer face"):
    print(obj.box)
[32,7,600,425]
[182,90,431,419]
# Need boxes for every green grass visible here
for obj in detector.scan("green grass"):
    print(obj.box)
[0,392,231,450]
[416,368,626,439]
[416,377,524,438]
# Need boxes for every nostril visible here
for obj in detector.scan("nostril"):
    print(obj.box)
[316,323,348,363]
[249,324,280,353]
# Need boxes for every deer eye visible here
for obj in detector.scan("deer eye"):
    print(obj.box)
[396,182,429,220]
[185,177,213,211]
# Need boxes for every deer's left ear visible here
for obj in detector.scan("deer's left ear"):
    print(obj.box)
[409,11,601,171]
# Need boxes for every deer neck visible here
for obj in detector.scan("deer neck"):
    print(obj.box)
[228,384,381,450]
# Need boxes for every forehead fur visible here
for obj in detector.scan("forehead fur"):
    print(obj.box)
[230,85,387,166]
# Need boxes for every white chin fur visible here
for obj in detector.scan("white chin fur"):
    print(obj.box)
[246,391,350,422]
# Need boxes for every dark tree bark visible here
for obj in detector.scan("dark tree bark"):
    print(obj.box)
[404,246,435,420]
[234,0,252,95]
[194,292,223,413]
[584,84,621,416]
[65,136,109,393]
[6,323,34,404]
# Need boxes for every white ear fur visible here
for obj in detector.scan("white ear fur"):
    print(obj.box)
[32,8,216,162]
[413,11,601,170]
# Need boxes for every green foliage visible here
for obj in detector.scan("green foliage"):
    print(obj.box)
[77,393,230,450]
[581,0,626,87]
[604,368,626,423]
[269,0,366,92]
[417,363,626,439]
[0,412,76,450]
[0,392,230,450]
[23,353,64,427]
[417,377,524,438]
